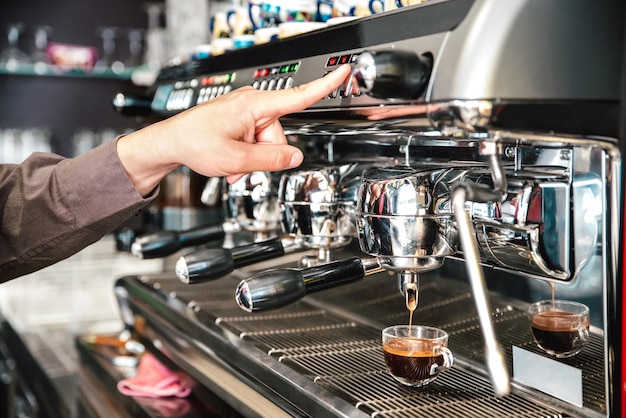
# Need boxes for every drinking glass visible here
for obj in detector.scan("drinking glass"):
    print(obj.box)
[125,28,145,68]
[382,325,454,387]
[528,300,590,358]
[95,26,124,73]
[0,23,30,71]
[31,25,53,73]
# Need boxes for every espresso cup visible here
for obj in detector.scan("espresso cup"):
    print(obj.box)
[228,7,255,37]
[254,27,281,44]
[210,12,231,39]
[382,325,454,387]
[353,0,372,16]
[317,0,334,21]
[319,0,358,19]
[249,0,282,30]
[368,0,398,14]
[278,21,326,39]
[528,300,590,358]
[210,37,234,56]
[396,0,426,6]
[249,0,319,31]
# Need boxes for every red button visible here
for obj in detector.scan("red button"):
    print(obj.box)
[339,55,350,64]
[327,56,339,66]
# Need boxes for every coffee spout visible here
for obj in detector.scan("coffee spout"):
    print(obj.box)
[402,274,419,311]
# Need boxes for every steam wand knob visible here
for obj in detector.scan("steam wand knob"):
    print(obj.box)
[353,49,432,100]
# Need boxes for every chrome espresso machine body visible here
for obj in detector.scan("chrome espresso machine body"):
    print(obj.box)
[111,1,624,417]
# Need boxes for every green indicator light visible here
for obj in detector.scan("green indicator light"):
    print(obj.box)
[289,63,299,72]
[280,65,289,73]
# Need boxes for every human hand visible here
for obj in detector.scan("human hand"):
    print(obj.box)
[118,64,352,196]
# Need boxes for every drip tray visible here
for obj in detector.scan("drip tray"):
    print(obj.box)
[119,270,605,418]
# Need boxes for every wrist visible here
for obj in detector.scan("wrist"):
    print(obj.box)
[116,127,179,197]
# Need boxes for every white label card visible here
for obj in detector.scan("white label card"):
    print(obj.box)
[512,346,583,407]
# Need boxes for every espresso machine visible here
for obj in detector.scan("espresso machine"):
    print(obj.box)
[102,0,624,416]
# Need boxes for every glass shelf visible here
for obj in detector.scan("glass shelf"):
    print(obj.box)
[0,62,136,80]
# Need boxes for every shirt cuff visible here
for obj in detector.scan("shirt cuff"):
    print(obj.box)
[56,137,158,231]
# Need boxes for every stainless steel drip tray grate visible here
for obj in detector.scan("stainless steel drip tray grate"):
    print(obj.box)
[241,325,380,357]
[131,272,605,417]
[218,311,352,336]
[257,325,569,417]
[316,368,566,417]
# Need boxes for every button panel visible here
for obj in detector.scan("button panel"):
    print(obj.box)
[251,61,299,92]
[166,88,195,111]
[158,52,370,114]
[196,72,236,105]
[326,54,359,68]
[325,53,362,100]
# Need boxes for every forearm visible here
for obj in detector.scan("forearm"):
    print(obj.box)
[0,140,156,281]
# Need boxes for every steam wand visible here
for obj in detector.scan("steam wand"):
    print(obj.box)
[451,140,510,397]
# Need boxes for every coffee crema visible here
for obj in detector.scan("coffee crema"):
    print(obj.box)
[383,337,444,384]
[531,310,590,355]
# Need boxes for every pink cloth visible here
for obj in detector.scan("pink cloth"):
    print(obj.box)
[117,353,192,398]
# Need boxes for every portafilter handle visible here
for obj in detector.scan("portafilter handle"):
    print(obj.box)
[131,221,240,259]
[176,236,302,284]
[235,257,383,312]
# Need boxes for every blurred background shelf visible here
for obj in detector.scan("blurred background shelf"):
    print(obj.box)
[0,62,136,80]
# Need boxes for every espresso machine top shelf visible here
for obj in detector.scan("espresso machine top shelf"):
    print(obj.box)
[126,0,622,138]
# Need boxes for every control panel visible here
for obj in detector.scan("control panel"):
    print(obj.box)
[149,29,447,117]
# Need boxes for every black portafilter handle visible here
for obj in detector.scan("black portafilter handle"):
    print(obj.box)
[176,237,290,284]
[235,257,383,312]
[131,222,234,259]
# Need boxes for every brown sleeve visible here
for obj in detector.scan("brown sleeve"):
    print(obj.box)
[0,138,158,282]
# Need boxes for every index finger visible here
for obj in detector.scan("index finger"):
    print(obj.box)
[256,64,352,117]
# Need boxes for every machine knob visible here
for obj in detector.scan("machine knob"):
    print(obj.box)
[131,222,228,259]
[353,50,431,100]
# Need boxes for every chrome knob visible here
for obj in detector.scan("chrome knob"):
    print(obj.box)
[353,50,431,100]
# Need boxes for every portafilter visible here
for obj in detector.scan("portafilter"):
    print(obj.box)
[235,164,460,312]
[279,162,364,266]
[175,163,366,284]
[132,171,282,259]
[356,164,460,294]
